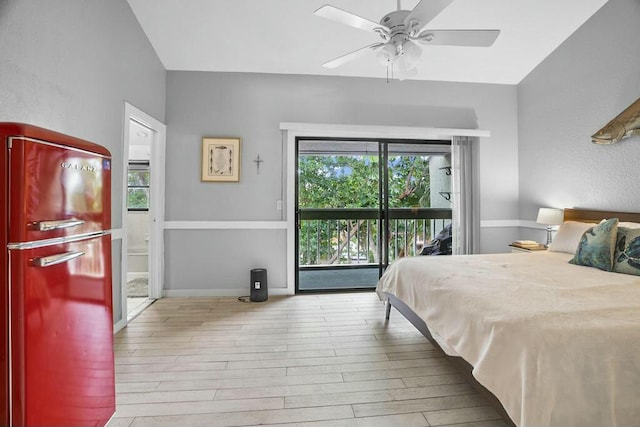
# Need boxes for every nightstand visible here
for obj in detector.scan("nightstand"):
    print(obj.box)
[509,244,547,253]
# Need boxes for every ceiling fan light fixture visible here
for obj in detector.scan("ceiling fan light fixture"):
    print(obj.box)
[376,43,397,65]
[400,40,422,69]
[402,40,422,63]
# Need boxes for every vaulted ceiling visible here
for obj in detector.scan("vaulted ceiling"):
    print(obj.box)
[127,0,608,84]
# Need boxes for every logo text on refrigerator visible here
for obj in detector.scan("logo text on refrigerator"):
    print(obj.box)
[61,162,98,173]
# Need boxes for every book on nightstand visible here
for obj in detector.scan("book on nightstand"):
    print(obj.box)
[510,240,547,250]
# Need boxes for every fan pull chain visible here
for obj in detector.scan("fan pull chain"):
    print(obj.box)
[385,61,396,83]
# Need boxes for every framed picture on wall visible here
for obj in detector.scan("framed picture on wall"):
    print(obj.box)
[201,137,241,182]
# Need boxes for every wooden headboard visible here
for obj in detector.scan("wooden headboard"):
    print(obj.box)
[563,208,640,223]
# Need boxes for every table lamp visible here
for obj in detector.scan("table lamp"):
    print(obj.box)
[536,208,564,246]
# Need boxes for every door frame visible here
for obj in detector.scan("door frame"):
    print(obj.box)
[116,102,166,332]
[282,123,489,295]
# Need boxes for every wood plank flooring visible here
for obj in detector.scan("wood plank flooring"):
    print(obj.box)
[109,292,507,427]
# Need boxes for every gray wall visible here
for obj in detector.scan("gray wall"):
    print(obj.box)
[165,72,519,292]
[518,0,640,241]
[0,0,166,322]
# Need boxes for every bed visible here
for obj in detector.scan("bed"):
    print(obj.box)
[377,208,640,427]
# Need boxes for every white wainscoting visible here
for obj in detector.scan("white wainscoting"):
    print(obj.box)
[159,220,542,298]
[164,221,289,297]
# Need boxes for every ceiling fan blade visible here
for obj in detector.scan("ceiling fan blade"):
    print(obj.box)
[415,29,500,47]
[322,43,384,69]
[315,5,389,33]
[404,0,454,32]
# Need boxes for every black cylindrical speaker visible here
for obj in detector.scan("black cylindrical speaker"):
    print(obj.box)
[250,268,268,302]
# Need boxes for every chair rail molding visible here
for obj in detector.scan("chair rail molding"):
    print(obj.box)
[164,221,287,230]
[110,228,124,240]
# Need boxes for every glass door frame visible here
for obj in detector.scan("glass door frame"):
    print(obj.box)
[295,136,450,294]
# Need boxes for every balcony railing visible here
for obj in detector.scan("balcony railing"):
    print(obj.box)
[298,208,452,267]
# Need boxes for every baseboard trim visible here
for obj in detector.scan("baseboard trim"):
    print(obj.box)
[113,318,127,334]
[163,288,293,298]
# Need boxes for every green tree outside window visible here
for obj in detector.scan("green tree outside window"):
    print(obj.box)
[127,163,150,210]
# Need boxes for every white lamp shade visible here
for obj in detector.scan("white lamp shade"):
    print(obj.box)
[376,44,397,65]
[536,208,564,225]
[399,40,422,70]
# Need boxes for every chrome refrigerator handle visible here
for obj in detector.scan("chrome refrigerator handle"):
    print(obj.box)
[31,219,85,231]
[31,251,85,268]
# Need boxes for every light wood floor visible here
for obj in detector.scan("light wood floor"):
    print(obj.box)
[109,292,508,427]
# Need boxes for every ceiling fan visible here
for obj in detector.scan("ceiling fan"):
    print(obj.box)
[315,0,500,78]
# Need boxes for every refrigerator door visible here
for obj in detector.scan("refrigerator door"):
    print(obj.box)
[8,136,111,244]
[8,234,114,427]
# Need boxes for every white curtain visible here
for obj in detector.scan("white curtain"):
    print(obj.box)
[451,136,479,254]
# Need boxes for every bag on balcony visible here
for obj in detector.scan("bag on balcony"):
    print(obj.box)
[420,224,452,256]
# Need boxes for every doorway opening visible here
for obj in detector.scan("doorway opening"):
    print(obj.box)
[295,138,451,292]
[117,103,166,331]
[125,122,153,318]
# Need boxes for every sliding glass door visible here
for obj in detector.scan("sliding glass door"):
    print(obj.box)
[295,138,451,292]
[381,142,453,269]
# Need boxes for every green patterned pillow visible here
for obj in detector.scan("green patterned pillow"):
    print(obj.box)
[569,217,619,271]
[613,227,640,276]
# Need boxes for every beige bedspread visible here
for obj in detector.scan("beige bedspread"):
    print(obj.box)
[376,252,640,427]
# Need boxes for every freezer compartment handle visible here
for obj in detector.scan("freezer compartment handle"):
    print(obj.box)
[31,251,85,268]
[31,219,85,231]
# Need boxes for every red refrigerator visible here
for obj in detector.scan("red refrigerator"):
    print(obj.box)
[0,123,115,426]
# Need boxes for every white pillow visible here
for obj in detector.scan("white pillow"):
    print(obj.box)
[548,221,595,254]
[618,221,640,229]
